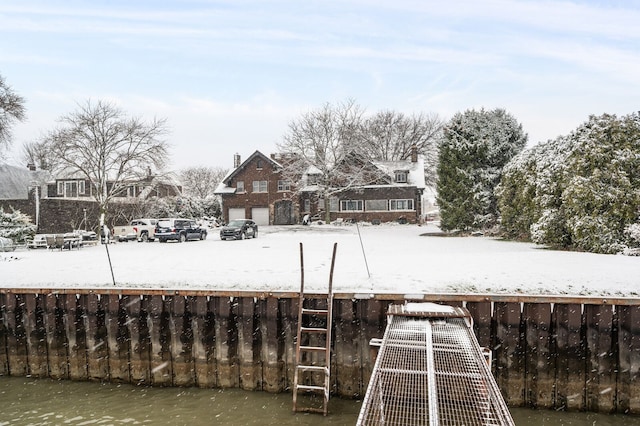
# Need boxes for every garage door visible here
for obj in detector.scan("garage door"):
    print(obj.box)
[228,208,245,221]
[251,207,269,226]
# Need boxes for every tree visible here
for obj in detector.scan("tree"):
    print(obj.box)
[180,166,228,199]
[22,139,55,170]
[277,99,382,222]
[0,74,26,159]
[44,100,169,218]
[437,108,527,232]
[360,111,444,186]
[0,207,37,243]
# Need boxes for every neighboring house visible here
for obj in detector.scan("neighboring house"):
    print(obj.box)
[215,147,426,225]
[299,147,426,224]
[47,170,182,201]
[215,151,295,226]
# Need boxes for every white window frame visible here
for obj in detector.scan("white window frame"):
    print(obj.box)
[389,199,414,211]
[57,181,64,195]
[252,180,268,193]
[395,171,408,183]
[365,199,388,211]
[277,180,291,191]
[236,181,244,192]
[340,199,364,212]
[78,180,85,195]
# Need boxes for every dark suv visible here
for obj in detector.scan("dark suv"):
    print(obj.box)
[155,218,207,243]
[220,219,258,240]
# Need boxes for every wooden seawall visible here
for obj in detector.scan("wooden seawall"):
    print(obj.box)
[0,289,639,415]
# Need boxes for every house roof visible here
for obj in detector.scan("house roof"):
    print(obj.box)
[214,150,282,194]
[0,163,51,200]
[373,156,426,189]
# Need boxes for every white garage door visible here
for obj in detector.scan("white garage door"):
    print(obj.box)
[251,207,269,226]
[228,208,245,221]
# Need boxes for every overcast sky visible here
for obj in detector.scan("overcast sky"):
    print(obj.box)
[2,0,639,171]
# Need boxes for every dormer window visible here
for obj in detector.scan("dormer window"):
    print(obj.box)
[308,174,320,185]
[395,171,408,183]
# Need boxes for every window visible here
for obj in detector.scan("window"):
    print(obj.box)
[307,174,320,185]
[57,181,63,195]
[340,200,363,211]
[252,180,268,193]
[329,197,339,212]
[304,199,311,212]
[78,180,85,195]
[277,180,291,191]
[256,159,263,169]
[390,199,414,210]
[236,181,244,192]
[365,199,388,211]
[395,171,408,183]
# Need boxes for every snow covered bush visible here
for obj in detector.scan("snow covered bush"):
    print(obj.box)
[0,207,36,243]
[437,108,527,232]
[499,112,640,254]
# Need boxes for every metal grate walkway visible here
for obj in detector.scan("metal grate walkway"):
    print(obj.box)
[357,303,515,426]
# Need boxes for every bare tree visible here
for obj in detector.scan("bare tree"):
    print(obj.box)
[22,138,56,170]
[0,74,26,159]
[44,100,170,217]
[361,111,444,186]
[277,99,387,222]
[180,166,228,199]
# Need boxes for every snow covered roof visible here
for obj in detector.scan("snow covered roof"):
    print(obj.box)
[372,156,426,189]
[0,163,50,200]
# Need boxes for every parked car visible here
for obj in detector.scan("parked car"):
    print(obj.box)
[155,218,207,243]
[113,218,158,242]
[220,219,258,240]
[0,236,15,252]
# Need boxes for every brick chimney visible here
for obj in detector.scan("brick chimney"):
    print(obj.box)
[233,153,241,168]
[411,144,418,163]
[27,163,36,171]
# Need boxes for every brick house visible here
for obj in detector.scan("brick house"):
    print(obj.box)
[215,148,426,225]
[215,151,296,225]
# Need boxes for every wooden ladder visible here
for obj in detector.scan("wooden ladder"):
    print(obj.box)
[292,242,337,416]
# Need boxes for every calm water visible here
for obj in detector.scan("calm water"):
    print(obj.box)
[1,376,639,425]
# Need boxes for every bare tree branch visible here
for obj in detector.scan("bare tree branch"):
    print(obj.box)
[0,74,26,159]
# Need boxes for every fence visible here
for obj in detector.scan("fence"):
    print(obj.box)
[0,289,638,414]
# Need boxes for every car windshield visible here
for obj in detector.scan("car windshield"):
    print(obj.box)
[227,220,246,227]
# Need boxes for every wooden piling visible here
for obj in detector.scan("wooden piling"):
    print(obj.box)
[5,294,28,376]
[127,295,151,384]
[523,302,553,408]
[260,297,283,392]
[191,295,216,388]
[214,296,239,388]
[585,304,616,413]
[618,305,640,414]
[24,293,48,377]
[334,299,361,397]
[494,301,525,406]
[105,294,130,382]
[65,294,88,380]
[44,293,68,379]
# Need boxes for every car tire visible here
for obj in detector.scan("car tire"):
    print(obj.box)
[139,233,148,243]
[179,233,186,243]
[253,229,258,238]
[159,238,166,243]
[200,233,206,240]
[239,232,245,240]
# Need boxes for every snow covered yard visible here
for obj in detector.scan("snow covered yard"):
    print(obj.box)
[1,223,638,297]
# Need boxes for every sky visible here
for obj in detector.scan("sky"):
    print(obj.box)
[2,223,639,296]
[1,0,639,172]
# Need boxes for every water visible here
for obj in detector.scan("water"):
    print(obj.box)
[0,376,638,425]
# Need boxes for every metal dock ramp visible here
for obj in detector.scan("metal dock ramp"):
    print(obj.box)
[357,302,515,426]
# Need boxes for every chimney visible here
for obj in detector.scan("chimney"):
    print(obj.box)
[27,163,36,171]
[233,153,241,168]
[411,144,418,163]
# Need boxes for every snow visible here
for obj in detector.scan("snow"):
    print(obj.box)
[1,223,639,297]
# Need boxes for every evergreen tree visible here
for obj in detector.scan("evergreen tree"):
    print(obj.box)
[437,108,527,231]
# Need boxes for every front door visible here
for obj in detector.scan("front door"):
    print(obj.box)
[274,200,294,225]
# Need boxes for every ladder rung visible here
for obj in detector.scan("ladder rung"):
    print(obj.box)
[302,308,328,315]
[301,327,327,333]
[296,365,329,373]
[296,384,326,393]
[295,407,327,414]
[300,345,327,352]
